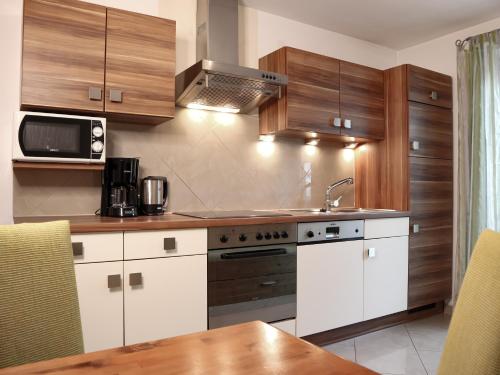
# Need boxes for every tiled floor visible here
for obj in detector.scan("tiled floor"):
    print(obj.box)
[322,314,451,375]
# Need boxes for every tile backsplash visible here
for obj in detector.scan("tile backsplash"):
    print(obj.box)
[13,108,355,216]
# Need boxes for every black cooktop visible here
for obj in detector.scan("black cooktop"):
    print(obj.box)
[174,210,292,219]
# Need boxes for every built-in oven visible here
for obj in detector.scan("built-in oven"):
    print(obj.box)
[12,111,106,164]
[208,223,297,329]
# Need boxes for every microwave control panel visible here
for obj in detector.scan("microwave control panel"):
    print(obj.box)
[91,120,105,160]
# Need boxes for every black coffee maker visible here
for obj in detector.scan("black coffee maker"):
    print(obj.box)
[100,157,140,217]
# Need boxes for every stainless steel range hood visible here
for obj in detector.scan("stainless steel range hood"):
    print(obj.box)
[175,0,287,114]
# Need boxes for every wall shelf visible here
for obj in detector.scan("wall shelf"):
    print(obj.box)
[12,162,104,171]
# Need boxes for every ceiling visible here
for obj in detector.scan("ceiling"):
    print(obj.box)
[240,0,500,49]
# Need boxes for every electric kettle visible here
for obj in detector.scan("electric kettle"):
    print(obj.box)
[141,176,168,215]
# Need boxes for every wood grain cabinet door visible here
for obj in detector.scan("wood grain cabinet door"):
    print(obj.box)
[409,102,453,159]
[105,9,176,119]
[21,0,106,112]
[408,157,453,309]
[407,65,452,109]
[285,48,341,135]
[339,61,385,140]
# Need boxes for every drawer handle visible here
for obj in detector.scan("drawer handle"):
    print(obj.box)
[129,272,143,287]
[164,237,176,251]
[261,280,277,287]
[411,141,420,151]
[107,274,122,289]
[72,242,83,257]
[413,224,420,233]
[367,248,376,258]
[88,87,102,101]
[333,117,341,127]
[343,119,352,129]
[109,89,123,103]
[430,91,438,100]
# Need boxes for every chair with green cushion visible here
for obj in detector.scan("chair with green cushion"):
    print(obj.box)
[0,221,83,368]
[438,229,500,375]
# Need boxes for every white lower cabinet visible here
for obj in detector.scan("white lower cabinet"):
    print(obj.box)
[124,255,207,345]
[297,240,364,337]
[74,262,124,353]
[363,236,408,320]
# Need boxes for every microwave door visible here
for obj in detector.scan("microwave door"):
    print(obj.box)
[19,115,91,161]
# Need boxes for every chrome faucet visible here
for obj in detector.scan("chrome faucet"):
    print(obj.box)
[325,177,354,211]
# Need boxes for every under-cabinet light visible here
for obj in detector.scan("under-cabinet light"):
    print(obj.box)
[259,135,275,142]
[344,142,359,149]
[305,139,320,146]
[187,103,240,113]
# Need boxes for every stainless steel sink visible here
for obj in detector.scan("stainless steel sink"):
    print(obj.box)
[283,207,396,214]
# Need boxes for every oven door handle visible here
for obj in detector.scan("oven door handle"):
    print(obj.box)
[220,248,287,259]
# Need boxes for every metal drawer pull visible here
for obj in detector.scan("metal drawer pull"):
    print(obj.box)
[413,224,420,233]
[221,249,287,260]
[72,242,83,257]
[109,89,123,103]
[129,272,143,287]
[411,141,420,151]
[333,117,342,127]
[107,274,121,289]
[88,87,102,101]
[164,237,176,251]
[343,119,352,129]
[260,280,277,287]
[367,248,376,258]
[430,91,438,100]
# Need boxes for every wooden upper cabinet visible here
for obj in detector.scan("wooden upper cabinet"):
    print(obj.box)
[409,102,453,159]
[21,0,106,112]
[407,65,452,109]
[105,9,176,119]
[259,47,384,141]
[21,0,176,123]
[339,61,385,140]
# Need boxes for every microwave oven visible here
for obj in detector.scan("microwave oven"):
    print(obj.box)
[12,111,106,164]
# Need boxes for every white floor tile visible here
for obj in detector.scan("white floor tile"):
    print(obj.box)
[418,350,442,375]
[323,338,356,362]
[354,326,427,375]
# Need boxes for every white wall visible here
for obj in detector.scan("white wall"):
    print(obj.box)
[159,1,398,73]
[397,16,500,300]
[0,0,22,224]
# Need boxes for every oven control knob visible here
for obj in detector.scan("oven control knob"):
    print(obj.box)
[256,233,263,240]
[91,141,104,153]
[264,232,272,240]
[239,234,247,242]
[273,231,280,239]
[306,230,315,238]
[220,235,229,243]
[92,126,104,138]
[281,231,289,238]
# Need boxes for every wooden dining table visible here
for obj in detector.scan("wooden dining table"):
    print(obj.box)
[0,321,377,374]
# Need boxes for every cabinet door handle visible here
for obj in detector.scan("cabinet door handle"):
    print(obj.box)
[261,280,277,287]
[72,242,83,257]
[164,237,176,251]
[88,87,102,101]
[343,119,352,129]
[109,89,123,103]
[430,91,438,100]
[333,117,341,127]
[108,274,122,289]
[367,247,376,258]
[129,272,143,286]
[413,224,420,233]
[411,141,420,151]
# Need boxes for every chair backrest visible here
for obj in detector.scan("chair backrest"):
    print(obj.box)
[438,229,500,375]
[0,221,83,368]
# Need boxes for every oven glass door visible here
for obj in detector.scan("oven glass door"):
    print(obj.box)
[19,115,91,159]
[208,243,297,329]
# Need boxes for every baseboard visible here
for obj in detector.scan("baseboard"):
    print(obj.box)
[302,301,445,346]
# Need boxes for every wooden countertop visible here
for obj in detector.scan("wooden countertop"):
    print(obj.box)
[14,210,409,233]
[0,321,378,375]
